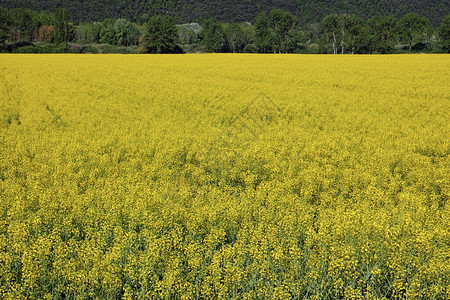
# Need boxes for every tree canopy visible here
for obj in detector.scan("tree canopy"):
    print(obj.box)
[0,7,9,50]
[438,14,450,52]
[0,0,447,26]
[397,13,430,52]
[201,19,228,53]
[139,15,180,54]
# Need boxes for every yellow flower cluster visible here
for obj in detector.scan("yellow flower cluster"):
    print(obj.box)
[0,54,449,299]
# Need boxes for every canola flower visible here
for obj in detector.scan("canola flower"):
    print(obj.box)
[0,54,449,299]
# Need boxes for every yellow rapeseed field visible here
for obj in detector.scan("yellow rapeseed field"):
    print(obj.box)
[0,54,449,299]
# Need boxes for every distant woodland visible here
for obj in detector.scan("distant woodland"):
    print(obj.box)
[0,0,448,25]
[0,2,449,54]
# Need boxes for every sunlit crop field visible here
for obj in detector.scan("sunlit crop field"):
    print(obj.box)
[1,54,449,299]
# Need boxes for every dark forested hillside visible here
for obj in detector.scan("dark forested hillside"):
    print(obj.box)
[0,0,448,25]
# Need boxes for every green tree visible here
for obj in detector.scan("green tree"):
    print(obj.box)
[114,18,141,46]
[367,16,397,53]
[201,18,228,53]
[320,14,340,54]
[345,15,364,54]
[355,24,375,54]
[396,13,430,52]
[422,24,435,45]
[304,22,320,45]
[99,18,116,44]
[8,8,34,42]
[224,23,245,53]
[255,11,270,53]
[267,9,298,53]
[240,22,255,46]
[438,14,450,53]
[337,14,354,54]
[321,14,372,54]
[54,8,69,45]
[0,8,9,51]
[255,10,299,53]
[140,15,180,54]
[76,22,101,43]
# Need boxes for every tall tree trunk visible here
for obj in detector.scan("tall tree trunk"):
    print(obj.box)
[332,32,337,54]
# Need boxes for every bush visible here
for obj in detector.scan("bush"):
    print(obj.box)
[7,41,34,52]
[94,44,138,54]
[116,46,139,54]
[68,43,84,53]
[81,46,99,54]
[12,45,43,53]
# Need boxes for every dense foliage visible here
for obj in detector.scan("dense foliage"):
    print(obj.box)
[438,14,450,52]
[396,13,431,53]
[139,15,181,54]
[0,0,448,26]
[254,9,299,54]
[0,54,449,299]
[0,6,449,54]
[0,7,8,50]
[201,19,229,53]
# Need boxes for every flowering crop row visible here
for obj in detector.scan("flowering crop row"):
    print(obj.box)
[0,54,449,299]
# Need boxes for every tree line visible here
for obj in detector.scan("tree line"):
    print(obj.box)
[1,7,449,54]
